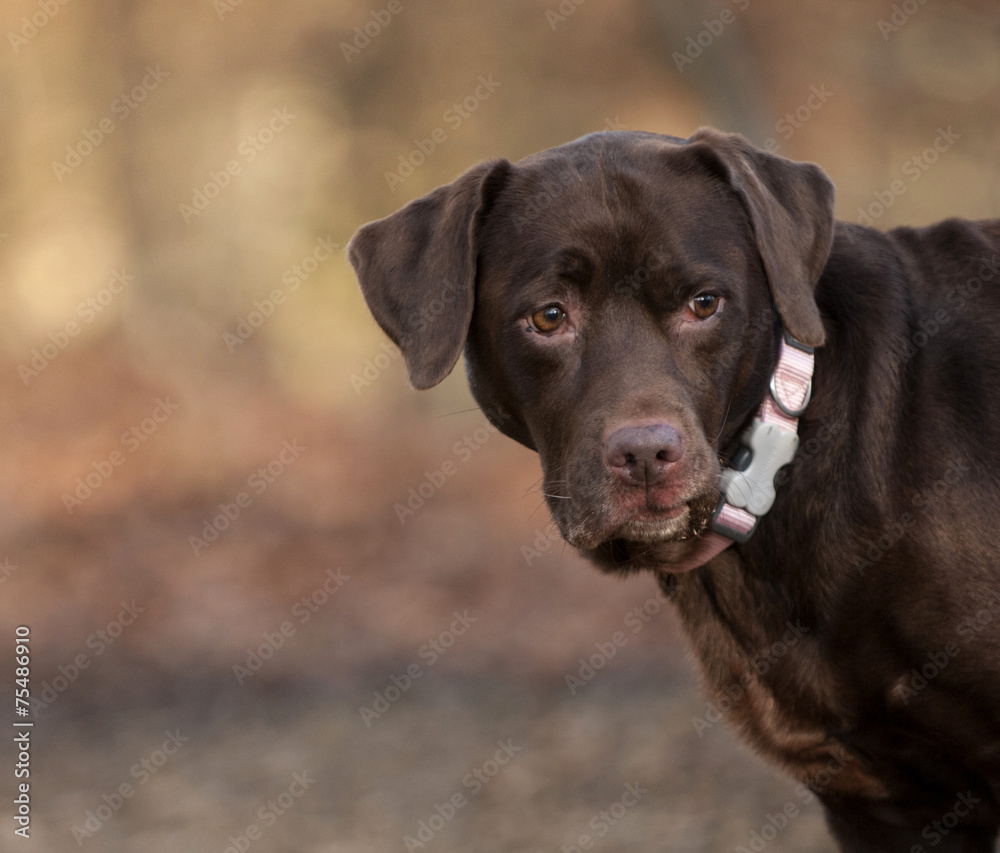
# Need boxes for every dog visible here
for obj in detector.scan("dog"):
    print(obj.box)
[348,128,1000,851]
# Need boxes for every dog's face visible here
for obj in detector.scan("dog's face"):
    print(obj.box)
[350,130,835,573]
[466,148,772,568]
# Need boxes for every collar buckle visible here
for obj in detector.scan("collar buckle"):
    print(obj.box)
[708,333,815,549]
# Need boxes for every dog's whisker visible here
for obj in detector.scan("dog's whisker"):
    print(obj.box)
[526,499,553,522]
[714,388,738,446]
[432,407,487,418]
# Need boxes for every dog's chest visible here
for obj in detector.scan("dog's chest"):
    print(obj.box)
[671,564,890,800]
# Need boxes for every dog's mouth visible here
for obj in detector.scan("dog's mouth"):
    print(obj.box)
[612,504,691,543]
[565,489,719,573]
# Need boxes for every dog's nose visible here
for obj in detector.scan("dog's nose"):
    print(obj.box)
[605,423,684,486]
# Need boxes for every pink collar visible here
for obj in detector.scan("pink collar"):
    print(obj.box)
[664,334,816,574]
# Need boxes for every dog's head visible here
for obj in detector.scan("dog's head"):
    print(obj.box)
[349,129,834,573]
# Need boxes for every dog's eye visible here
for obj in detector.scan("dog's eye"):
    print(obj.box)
[529,304,567,334]
[687,293,720,320]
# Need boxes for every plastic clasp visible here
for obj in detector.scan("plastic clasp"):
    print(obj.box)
[717,418,800,519]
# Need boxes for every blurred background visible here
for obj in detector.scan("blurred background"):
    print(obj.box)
[1,1,999,850]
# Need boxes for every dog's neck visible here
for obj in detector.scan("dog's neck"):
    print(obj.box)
[660,333,815,576]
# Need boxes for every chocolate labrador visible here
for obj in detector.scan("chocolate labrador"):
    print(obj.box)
[348,128,1000,852]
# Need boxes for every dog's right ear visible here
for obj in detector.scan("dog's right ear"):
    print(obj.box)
[684,128,835,348]
[348,159,511,390]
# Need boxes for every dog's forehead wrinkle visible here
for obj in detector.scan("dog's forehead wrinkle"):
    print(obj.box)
[499,167,743,298]
[515,143,659,209]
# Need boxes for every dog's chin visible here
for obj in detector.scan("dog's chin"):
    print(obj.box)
[580,493,717,575]
[614,507,692,543]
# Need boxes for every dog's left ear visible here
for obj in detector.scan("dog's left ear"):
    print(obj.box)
[685,128,835,348]
[348,159,511,390]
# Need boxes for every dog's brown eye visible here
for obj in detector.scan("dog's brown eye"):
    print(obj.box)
[687,294,720,320]
[530,304,566,333]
